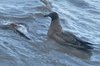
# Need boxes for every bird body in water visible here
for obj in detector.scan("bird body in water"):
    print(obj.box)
[44,12,93,51]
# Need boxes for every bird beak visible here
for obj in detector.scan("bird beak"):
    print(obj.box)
[44,14,50,17]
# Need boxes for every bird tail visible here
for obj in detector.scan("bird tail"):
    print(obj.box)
[80,41,94,49]
[75,40,94,52]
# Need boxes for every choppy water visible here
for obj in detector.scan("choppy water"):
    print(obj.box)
[0,0,100,66]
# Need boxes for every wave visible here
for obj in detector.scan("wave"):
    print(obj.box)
[67,0,92,8]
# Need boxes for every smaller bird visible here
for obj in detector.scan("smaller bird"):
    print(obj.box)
[44,12,93,51]
[10,23,31,40]
[0,22,31,40]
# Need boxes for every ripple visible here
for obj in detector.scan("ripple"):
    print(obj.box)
[67,0,91,8]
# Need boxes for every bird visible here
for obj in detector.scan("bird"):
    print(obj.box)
[44,12,93,51]
[9,23,31,40]
[0,22,31,40]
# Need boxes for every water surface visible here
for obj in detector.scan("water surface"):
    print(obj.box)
[0,0,100,66]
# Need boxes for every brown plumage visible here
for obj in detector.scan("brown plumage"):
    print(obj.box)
[44,12,93,51]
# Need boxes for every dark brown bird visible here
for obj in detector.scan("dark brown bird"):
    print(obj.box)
[44,12,93,51]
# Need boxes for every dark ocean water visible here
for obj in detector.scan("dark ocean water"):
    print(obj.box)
[0,0,100,66]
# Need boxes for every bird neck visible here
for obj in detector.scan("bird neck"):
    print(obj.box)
[48,18,62,36]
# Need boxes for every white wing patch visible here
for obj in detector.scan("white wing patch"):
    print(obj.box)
[16,24,31,40]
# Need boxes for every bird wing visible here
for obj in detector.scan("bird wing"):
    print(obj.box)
[56,31,78,44]
[55,31,93,50]
[16,29,31,40]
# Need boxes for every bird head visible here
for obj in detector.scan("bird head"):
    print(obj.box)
[10,23,18,28]
[44,12,59,21]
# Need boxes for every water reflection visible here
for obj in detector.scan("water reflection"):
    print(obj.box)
[44,38,93,60]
